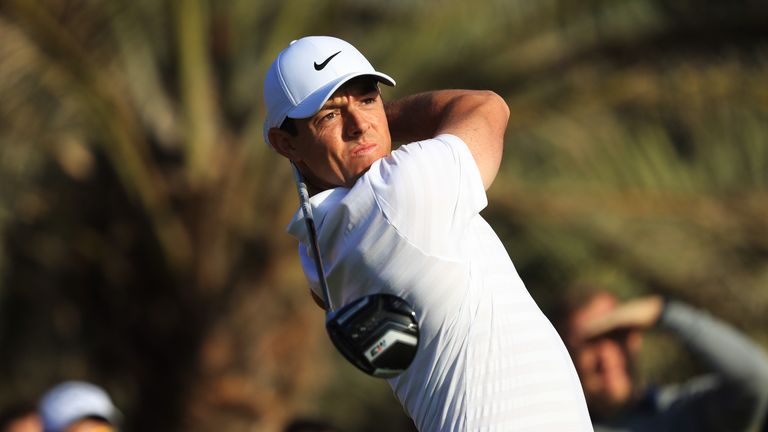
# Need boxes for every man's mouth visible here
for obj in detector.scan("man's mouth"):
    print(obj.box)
[351,143,377,156]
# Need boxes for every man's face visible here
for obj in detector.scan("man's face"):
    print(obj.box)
[4,413,41,432]
[271,78,392,190]
[566,293,638,413]
[64,418,115,432]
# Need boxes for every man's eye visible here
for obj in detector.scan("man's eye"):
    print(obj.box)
[362,97,376,104]
[321,112,337,122]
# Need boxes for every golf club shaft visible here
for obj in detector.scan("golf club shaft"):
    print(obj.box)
[291,163,334,311]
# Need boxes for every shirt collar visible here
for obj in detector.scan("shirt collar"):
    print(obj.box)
[286,187,346,244]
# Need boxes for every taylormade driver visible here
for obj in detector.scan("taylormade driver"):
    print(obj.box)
[292,164,419,378]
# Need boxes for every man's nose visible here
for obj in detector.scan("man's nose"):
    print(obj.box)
[344,108,370,138]
[596,339,626,366]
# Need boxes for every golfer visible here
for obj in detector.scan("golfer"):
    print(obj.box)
[263,36,592,431]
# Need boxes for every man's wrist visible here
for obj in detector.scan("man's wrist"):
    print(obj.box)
[654,295,670,327]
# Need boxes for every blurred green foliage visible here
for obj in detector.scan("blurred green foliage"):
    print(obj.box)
[0,0,767,431]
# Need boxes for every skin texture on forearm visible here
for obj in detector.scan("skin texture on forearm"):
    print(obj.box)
[384,91,446,143]
[384,90,509,190]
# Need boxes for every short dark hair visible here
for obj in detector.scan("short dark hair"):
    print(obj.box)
[546,283,607,336]
[280,117,298,136]
[345,75,381,98]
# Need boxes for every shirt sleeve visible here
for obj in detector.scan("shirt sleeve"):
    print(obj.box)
[653,300,768,431]
[364,133,487,258]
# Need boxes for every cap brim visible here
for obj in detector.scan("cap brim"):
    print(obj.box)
[287,72,396,120]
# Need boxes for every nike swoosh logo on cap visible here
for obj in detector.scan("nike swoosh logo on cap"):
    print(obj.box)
[314,51,341,71]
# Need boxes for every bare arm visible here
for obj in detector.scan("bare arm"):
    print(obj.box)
[384,90,510,190]
[580,295,664,340]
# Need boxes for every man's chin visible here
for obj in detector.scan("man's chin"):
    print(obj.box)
[605,383,633,407]
[353,155,383,173]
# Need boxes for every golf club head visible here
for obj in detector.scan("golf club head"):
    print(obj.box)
[326,294,419,378]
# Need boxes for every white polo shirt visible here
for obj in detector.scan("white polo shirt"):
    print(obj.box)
[287,134,592,431]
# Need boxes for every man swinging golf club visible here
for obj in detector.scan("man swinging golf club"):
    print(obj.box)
[263,35,592,431]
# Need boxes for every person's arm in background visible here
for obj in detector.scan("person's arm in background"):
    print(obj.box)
[584,296,768,432]
[384,90,509,190]
[656,300,768,431]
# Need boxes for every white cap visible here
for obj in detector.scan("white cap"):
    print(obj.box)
[262,36,395,147]
[39,381,120,432]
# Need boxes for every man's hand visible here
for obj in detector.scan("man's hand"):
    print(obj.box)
[579,295,664,341]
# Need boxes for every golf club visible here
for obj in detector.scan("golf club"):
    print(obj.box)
[291,163,419,378]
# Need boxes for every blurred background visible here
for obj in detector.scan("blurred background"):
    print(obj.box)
[1,0,767,431]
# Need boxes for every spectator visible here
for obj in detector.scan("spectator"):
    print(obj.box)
[0,402,41,432]
[38,381,120,432]
[552,288,768,431]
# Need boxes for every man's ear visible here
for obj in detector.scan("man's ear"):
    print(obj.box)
[268,127,299,161]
